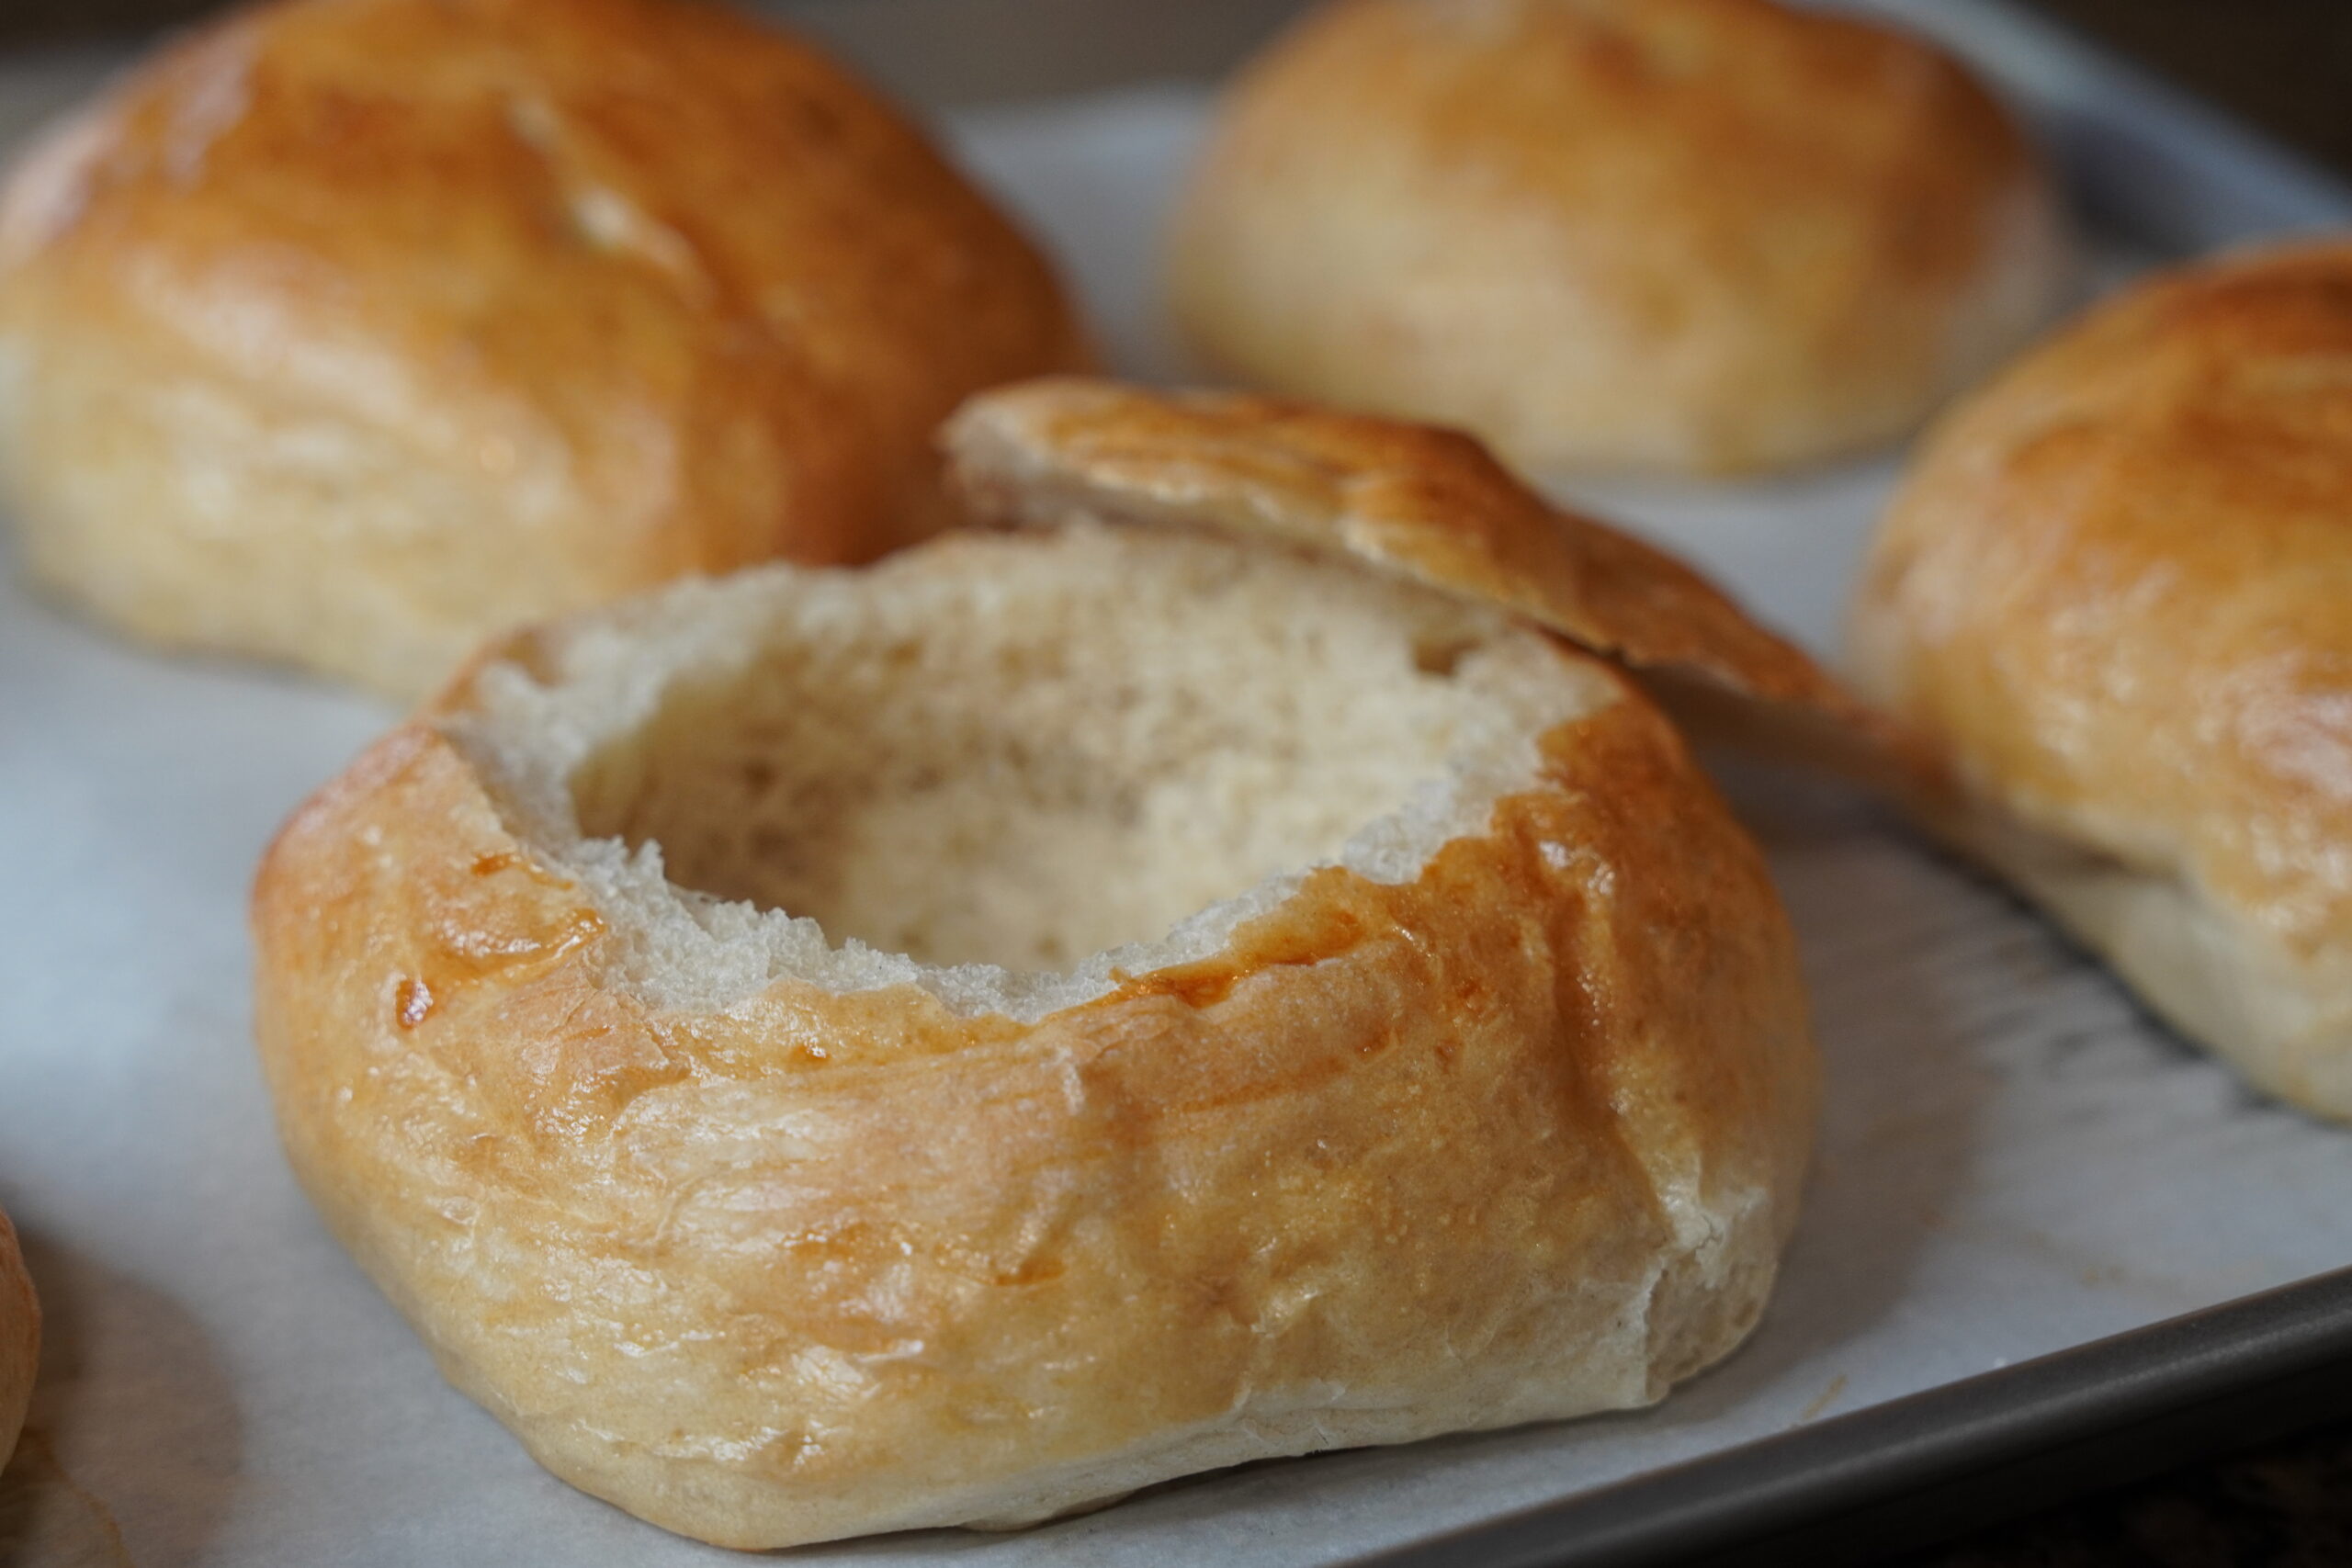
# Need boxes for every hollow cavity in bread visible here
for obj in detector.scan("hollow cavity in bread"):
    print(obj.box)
[443,523,1611,1021]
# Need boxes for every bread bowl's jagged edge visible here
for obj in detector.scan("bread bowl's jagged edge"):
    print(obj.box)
[429,525,1614,1026]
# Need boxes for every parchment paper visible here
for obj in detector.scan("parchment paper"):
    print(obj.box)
[2,62,2349,1568]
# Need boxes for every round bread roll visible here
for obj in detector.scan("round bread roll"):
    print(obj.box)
[1169,0,2070,476]
[0,0,1088,699]
[254,380,1818,1548]
[1851,241,2352,1120]
[0,1206,34,1466]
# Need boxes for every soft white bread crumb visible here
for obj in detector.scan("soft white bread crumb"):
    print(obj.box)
[445,522,1608,1021]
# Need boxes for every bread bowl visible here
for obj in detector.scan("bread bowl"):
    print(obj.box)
[1851,241,2352,1120]
[1169,0,2070,475]
[253,378,1825,1547]
[0,1205,34,1467]
[0,0,1088,699]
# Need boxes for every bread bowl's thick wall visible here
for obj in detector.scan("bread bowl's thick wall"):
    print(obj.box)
[252,530,1814,1548]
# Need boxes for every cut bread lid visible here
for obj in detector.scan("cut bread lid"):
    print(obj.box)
[946,378,1944,805]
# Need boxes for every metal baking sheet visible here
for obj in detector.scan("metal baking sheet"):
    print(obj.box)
[2,3,2349,1564]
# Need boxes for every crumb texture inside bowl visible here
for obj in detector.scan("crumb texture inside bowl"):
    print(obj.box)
[446,525,1607,1020]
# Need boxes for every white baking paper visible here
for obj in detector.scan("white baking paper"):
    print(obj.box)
[3,57,2350,1568]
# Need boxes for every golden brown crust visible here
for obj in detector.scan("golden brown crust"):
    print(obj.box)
[0,0,1088,697]
[1851,241,2352,1117]
[947,378,1941,799]
[0,1205,35,1465]
[1169,0,2068,475]
[252,581,1813,1549]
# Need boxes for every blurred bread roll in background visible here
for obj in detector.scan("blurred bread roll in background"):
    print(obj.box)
[1169,0,2070,476]
[1850,241,2352,1121]
[0,0,1088,698]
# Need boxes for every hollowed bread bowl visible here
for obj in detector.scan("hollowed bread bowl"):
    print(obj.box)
[253,380,1823,1548]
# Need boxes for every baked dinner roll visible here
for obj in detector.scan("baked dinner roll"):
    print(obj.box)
[254,382,1818,1548]
[0,0,1087,699]
[1169,0,2070,475]
[0,1205,34,1466]
[1851,241,2352,1120]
